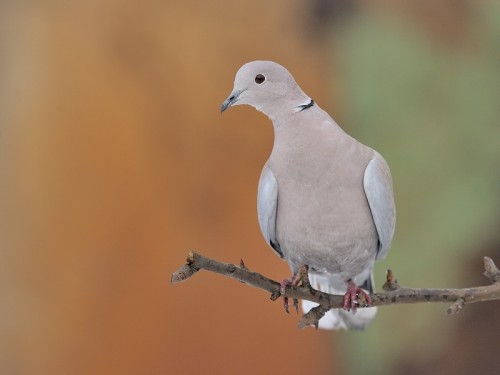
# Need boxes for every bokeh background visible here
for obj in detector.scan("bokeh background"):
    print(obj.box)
[1,1,499,374]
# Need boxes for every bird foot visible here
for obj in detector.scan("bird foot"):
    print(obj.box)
[280,265,309,314]
[280,278,299,314]
[343,280,372,313]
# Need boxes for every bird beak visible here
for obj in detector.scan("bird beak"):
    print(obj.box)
[221,90,243,113]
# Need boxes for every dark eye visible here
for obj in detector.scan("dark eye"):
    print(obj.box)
[255,74,265,84]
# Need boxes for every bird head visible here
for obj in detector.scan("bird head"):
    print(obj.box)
[221,61,309,118]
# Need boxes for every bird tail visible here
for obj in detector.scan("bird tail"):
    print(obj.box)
[302,273,377,330]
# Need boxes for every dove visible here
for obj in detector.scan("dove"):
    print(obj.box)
[221,61,395,329]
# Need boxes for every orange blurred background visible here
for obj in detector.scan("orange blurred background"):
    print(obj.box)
[1,1,499,374]
[0,1,332,374]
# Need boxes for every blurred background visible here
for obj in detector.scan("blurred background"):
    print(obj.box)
[1,1,499,374]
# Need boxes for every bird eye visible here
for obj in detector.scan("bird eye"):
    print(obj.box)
[255,74,266,84]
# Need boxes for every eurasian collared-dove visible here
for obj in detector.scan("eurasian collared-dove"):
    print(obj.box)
[221,61,395,330]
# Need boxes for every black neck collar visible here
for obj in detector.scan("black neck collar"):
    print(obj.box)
[297,99,315,112]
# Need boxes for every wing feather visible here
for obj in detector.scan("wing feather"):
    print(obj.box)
[257,164,281,257]
[363,152,396,260]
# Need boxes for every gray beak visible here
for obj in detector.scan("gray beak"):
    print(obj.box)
[221,90,242,113]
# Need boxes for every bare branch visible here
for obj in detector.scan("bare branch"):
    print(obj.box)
[171,252,500,328]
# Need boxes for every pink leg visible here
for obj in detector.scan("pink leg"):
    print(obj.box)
[342,280,373,313]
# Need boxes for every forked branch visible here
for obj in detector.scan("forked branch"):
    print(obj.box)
[171,252,500,328]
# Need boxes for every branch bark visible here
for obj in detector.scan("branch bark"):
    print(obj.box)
[171,252,500,328]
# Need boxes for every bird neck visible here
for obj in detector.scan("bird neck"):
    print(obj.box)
[263,95,314,123]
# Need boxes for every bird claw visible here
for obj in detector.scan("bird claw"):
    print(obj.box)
[283,298,298,314]
[280,278,299,314]
[343,280,372,313]
[280,266,308,314]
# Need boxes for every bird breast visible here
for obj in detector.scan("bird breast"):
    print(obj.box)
[268,118,378,277]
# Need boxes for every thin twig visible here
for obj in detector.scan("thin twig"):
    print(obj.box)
[171,252,500,328]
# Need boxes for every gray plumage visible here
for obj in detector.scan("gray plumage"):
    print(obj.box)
[221,61,395,329]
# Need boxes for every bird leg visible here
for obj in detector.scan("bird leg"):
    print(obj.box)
[280,266,308,314]
[343,279,373,313]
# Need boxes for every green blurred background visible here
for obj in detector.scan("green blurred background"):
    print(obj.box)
[1,1,499,374]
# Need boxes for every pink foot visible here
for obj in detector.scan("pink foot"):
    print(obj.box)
[280,278,293,313]
[342,280,373,313]
[280,271,302,314]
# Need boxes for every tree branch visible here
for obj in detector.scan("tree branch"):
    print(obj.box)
[171,252,500,328]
